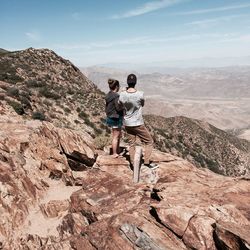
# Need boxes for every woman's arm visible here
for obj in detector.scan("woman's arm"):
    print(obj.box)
[115,96,124,111]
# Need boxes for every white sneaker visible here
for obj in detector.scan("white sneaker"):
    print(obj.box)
[143,163,159,170]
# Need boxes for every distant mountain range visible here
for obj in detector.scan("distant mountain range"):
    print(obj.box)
[95,55,250,72]
[82,66,250,132]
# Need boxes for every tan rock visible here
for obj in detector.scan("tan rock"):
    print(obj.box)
[183,216,216,250]
[40,200,70,218]
[213,222,250,250]
[1,114,250,249]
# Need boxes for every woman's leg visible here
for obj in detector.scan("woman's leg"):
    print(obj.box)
[112,128,121,157]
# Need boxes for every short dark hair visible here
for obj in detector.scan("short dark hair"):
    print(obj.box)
[108,78,119,90]
[127,74,137,88]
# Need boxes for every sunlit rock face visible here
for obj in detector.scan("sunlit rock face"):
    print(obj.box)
[0,113,250,249]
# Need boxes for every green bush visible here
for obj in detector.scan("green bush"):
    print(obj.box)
[94,135,110,149]
[94,127,102,135]
[175,142,183,151]
[205,158,222,173]
[7,100,24,115]
[92,111,100,116]
[194,153,205,167]
[67,88,75,95]
[178,134,184,142]
[7,87,19,97]
[5,74,23,84]
[20,90,31,100]
[83,117,94,127]
[32,111,46,120]
[63,107,71,113]
[25,79,45,88]
[43,99,52,106]
[100,123,106,130]
[39,86,60,100]
[78,111,88,119]
[19,96,31,109]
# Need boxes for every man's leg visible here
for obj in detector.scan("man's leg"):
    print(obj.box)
[136,125,153,165]
[125,126,137,166]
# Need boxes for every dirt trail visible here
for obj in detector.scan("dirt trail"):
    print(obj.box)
[21,179,81,237]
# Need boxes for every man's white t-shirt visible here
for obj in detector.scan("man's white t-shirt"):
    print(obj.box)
[119,90,144,127]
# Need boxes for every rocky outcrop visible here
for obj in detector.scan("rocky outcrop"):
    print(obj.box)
[0,112,250,249]
[0,112,96,248]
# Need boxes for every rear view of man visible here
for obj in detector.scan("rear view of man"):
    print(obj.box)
[119,74,158,169]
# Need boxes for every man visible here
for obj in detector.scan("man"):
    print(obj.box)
[119,74,158,169]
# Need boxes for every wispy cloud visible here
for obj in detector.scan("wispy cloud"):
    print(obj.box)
[111,0,187,19]
[219,34,250,43]
[55,37,150,50]
[175,3,250,15]
[25,31,41,41]
[54,33,237,51]
[186,14,245,28]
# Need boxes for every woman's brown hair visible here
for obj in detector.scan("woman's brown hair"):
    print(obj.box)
[108,78,120,90]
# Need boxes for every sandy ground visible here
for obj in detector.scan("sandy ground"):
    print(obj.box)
[21,179,81,237]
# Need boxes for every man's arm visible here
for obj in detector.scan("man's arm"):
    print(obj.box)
[140,92,145,107]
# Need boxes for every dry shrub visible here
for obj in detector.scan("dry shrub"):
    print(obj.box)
[94,135,110,149]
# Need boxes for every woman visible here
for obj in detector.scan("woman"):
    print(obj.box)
[105,79,124,158]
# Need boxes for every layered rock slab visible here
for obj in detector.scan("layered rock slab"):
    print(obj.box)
[0,115,96,249]
[1,113,250,249]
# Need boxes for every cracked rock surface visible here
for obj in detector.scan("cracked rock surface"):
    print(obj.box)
[0,112,250,249]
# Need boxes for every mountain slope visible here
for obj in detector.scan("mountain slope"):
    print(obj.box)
[0,48,107,136]
[0,48,9,54]
[145,115,250,176]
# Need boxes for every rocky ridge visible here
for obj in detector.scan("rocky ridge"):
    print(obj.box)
[0,105,250,249]
[0,48,106,136]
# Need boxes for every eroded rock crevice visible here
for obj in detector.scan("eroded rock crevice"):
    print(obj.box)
[150,188,162,201]
[120,223,163,250]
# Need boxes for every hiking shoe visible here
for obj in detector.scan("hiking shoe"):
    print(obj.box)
[143,163,159,170]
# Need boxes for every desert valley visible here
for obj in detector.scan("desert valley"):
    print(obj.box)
[82,66,250,140]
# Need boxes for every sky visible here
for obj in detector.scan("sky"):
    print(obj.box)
[1,0,250,67]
